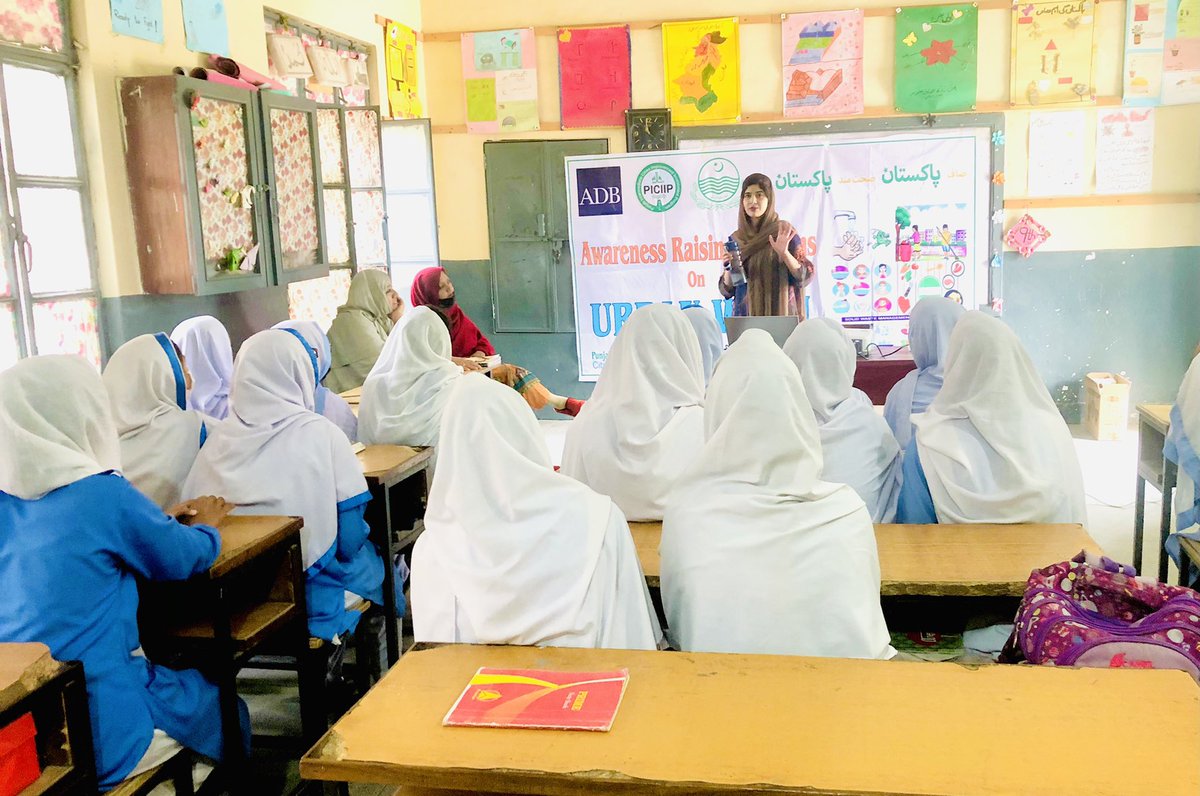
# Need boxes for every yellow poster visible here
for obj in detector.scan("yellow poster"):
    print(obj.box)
[1010,0,1097,105]
[385,20,422,118]
[662,17,740,125]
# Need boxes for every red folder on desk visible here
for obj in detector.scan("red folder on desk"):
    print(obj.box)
[443,667,629,731]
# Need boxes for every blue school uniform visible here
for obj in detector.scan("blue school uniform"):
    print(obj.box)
[0,473,248,788]
[306,492,390,640]
[895,438,938,524]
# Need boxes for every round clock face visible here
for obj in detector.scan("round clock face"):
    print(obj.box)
[629,113,668,151]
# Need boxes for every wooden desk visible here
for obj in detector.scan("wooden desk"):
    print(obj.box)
[1134,403,1178,582]
[300,643,1200,795]
[339,386,362,405]
[358,445,435,663]
[629,522,1102,596]
[140,515,320,772]
[0,642,95,794]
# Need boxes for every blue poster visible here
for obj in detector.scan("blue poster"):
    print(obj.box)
[110,0,164,44]
[181,0,229,57]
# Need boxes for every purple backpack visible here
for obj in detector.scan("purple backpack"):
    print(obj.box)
[1002,551,1200,681]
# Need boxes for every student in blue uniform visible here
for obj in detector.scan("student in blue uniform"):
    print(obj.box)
[184,329,387,643]
[895,312,1086,525]
[0,355,246,790]
[103,333,208,508]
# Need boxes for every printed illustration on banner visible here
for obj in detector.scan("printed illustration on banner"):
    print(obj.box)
[577,167,623,217]
[636,163,681,212]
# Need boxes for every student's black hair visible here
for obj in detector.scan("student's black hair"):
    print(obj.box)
[170,339,184,360]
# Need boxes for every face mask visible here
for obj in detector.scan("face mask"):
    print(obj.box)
[438,294,455,308]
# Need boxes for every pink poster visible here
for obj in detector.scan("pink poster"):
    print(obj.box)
[460,28,539,133]
[558,26,632,128]
[781,10,865,118]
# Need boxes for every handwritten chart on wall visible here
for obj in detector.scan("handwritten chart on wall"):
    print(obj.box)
[1011,0,1097,106]
[461,28,539,133]
[781,10,864,118]
[1163,0,1200,104]
[1124,0,1168,104]
[385,20,422,119]
[894,5,978,113]
[558,26,632,129]
[662,17,740,125]
[1096,108,1156,193]
[110,0,163,43]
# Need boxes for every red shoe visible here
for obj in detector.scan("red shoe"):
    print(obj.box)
[556,398,585,418]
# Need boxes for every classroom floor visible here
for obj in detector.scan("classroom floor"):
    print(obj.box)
[238,419,1167,794]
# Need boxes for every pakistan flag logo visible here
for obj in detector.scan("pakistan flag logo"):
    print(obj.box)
[696,158,740,204]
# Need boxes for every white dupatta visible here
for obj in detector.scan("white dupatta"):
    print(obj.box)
[0,356,121,500]
[412,375,660,649]
[102,333,205,507]
[912,312,1087,525]
[662,330,893,659]
[560,305,705,521]
[184,330,367,570]
[783,318,901,522]
[358,307,461,447]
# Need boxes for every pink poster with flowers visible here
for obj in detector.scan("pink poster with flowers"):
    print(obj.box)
[781,10,865,118]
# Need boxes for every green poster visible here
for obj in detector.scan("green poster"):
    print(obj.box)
[894,5,978,113]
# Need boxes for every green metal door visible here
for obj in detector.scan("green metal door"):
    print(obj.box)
[485,139,607,333]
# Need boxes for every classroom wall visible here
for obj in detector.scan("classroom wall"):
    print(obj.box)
[420,0,1200,416]
[71,0,422,299]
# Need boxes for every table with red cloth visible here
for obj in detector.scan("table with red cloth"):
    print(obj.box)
[854,347,916,405]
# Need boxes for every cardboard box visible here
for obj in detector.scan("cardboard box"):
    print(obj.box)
[1083,372,1132,441]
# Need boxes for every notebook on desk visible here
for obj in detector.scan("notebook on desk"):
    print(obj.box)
[724,315,799,348]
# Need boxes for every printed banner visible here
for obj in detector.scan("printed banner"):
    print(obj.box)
[558,26,632,128]
[781,10,864,118]
[1124,0,1168,104]
[1163,0,1200,104]
[461,28,539,133]
[894,5,978,113]
[1096,108,1156,193]
[566,133,991,380]
[662,18,740,125]
[385,20,422,119]
[1011,0,1097,106]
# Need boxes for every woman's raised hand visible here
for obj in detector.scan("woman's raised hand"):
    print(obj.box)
[769,221,796,256]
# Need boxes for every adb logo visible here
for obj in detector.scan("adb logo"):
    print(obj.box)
[576,166,623,217]
[636,163,681,212]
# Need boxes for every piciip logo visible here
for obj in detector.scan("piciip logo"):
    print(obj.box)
[576,166,623,217]
[636,163,681,212]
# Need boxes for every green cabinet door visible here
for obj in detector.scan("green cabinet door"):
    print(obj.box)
[485,139,607,333]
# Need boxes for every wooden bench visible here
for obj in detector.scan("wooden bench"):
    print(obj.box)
[300,643,1200,795]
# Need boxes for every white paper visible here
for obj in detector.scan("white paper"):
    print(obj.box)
[1027,111,1088,196]
[496,69,537,101]
[1095,108,1156,194]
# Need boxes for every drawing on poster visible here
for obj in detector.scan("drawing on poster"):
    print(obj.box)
[1011,0,1097,105]
[662,18,740,124]
[781,11,864,117]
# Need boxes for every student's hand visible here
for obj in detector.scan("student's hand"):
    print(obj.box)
[769,221,796,257]
[452,356,483,373]
[389,299,405,324]
[169,496,233,528]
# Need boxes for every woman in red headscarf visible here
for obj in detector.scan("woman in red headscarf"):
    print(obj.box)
[411,267,583,417]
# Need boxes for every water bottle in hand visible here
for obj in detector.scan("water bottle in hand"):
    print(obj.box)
[724,236,746,286]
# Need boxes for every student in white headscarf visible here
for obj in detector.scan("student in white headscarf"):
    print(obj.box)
[896,311,1087,525]
[412,375,661,649]
[170,316,234,420]
[0,356,245,790]
[682,305,724,386]
[184,330,386,642]
[884,297,966,451]
[1165,352,1200,584]
[102,333,207,508]
[273,320,358,442]
[662,331,894,659]
[560,304,705,522]
[783,318,901,523]
[358,307,462,447]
